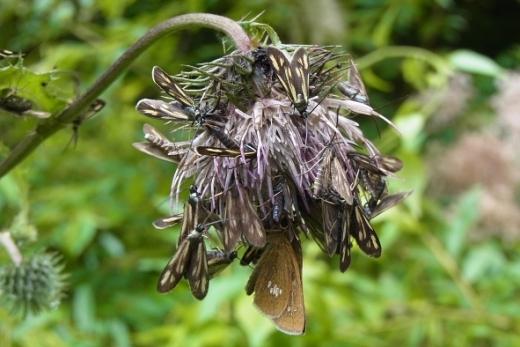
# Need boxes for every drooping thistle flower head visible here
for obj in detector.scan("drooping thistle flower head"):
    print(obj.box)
[134,39,407,334]
[0,253,67,315]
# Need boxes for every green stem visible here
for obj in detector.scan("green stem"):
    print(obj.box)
[356,45,452,76]
[0,13,251,178]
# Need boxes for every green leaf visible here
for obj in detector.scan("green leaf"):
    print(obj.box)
[449,50,504,77]
[462,243,505,283]
[73,285,96,332]
[444,188,481,257]
[0,65,75,114]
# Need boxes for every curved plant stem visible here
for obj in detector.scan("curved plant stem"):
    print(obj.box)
[356,46,452,76]
[0,13,252,178]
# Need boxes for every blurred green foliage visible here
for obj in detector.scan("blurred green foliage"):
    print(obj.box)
[1,0,520,346]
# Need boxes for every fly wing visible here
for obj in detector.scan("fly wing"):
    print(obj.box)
[347,58,369,103]
[157,239,190,292]
[207,250,237,278]
[376,155,403,174]
[132,142,179,163]
[241,246,264,267]
[152,214,183,230]
[290,47,310,106]
[187,238,209,300]
[312,150,333,197]
[152,66,194,107]
[331,157,353,205]
[338,209,353,272]
[179,200,198,244]
[368,191,411,219]
[134,124,190,163]
[195,146,256,158]
[351,205,381,257]
[136,98,191,121]
[321,201,340,256]
[267,47,294,100]
[239,192,266,248]
[223,192,242,251]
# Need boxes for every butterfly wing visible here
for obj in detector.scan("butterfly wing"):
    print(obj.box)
[249,234,291,318]
[272,237,305,335]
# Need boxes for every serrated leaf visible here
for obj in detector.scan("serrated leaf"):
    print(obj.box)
[0,65,75,113]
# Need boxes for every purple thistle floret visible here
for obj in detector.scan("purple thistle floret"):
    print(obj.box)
[134,43,408,334]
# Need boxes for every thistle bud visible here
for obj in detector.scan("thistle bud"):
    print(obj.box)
[0,253,67,315]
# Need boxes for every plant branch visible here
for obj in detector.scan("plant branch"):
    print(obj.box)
[0,230,23,266]
[0,13,252,179]
[356,46,452,76]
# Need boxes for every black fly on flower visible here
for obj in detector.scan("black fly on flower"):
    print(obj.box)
[134,22,408,334]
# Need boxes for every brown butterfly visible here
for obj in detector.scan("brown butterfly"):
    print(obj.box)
[246,232,305,335]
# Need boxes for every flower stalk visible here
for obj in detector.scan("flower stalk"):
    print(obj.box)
[0,13,252,178]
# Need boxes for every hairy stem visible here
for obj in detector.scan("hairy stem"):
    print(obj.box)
[0,13,251,178]
[0,231,23,266]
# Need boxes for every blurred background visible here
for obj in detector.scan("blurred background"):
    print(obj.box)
[1,0,519,346]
